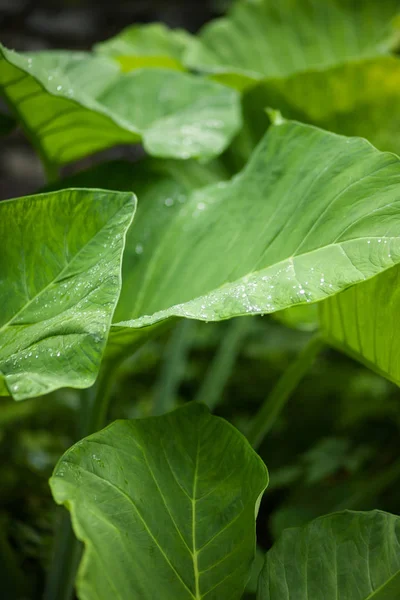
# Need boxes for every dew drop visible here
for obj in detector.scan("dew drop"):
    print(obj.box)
[57,85,62,91]
[164,198,174,207]
[135,244,143,254]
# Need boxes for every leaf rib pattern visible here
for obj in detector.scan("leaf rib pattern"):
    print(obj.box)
[51,403,269,600]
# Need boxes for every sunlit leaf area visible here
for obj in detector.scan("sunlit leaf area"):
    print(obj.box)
[1,1,400,598]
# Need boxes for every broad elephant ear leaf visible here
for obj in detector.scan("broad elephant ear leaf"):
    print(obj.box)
[0,45,241,166]
[257,510,400,599]
[108,120,400,358]
[95,23,193,72]
[0,188,135,400]
[50,402,269,600]
[0,110,16,135]
[184,0,400,85]
[185,0,400,160]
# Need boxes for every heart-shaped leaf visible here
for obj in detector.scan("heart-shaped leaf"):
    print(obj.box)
[108,120,400,357]
[95,23,193,72]
[0,188,135,400]
[257,510,400,599]
[51,402,269,600]
[0,45,241,166]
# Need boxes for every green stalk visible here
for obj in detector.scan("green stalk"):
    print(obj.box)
[43,511,82,600]
[153,320,194,415]
[195,317,250,411]
[247,334,323,450]
[44,362,117,600]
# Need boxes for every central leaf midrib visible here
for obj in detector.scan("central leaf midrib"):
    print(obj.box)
[116,235,400,329]
[364,566,400,599]
[192,439,201,599]
[67,461,197,599]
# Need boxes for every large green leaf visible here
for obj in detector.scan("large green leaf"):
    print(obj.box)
[109,120,400,352]
[51,402,269,600]
[257,510,400,599]
[0,188,135,400]
[0,45,241,166]
[95,23,193,72]
[185,0,400,84]
[184,0,400,159]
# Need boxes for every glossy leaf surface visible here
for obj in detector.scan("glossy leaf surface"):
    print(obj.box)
[257,510,400,599]
[111,121,400,343]
[0,188,135,400]
[0,46,241,165]
[95,23,193,71]
[51,402,269,600]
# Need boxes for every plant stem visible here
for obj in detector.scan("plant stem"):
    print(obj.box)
[44,363,117,600]
[247,334,324,450]
[195,317,250,411]
[153,320,194,415]
[43,511,82,600]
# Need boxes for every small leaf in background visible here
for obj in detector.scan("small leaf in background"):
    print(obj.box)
[95,23,193,71]
[188,0,400,162]
[185,0,400,83]
[0,46,241,166]
[51,402,269,600]
[0,188,135,400]
[257,510,400,599]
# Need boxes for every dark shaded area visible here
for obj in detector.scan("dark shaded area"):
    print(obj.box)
[0,0,231,199]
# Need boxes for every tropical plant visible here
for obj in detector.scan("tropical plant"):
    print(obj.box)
[1,0,400,598]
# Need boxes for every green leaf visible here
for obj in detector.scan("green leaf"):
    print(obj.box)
[238,55,400,160]
[110,120,400,349]
[319,266,400,386]
[95,23,193,72]
[0,188,135,400]
[185,0,400,85]
[50,402,269,600]
[0,46,241,166]
[185,0,400,159]
[257,510,400,599]
[40,156,229,359]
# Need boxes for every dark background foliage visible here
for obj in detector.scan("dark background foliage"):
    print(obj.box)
[1,2,400,599]
[0,0,231,199]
